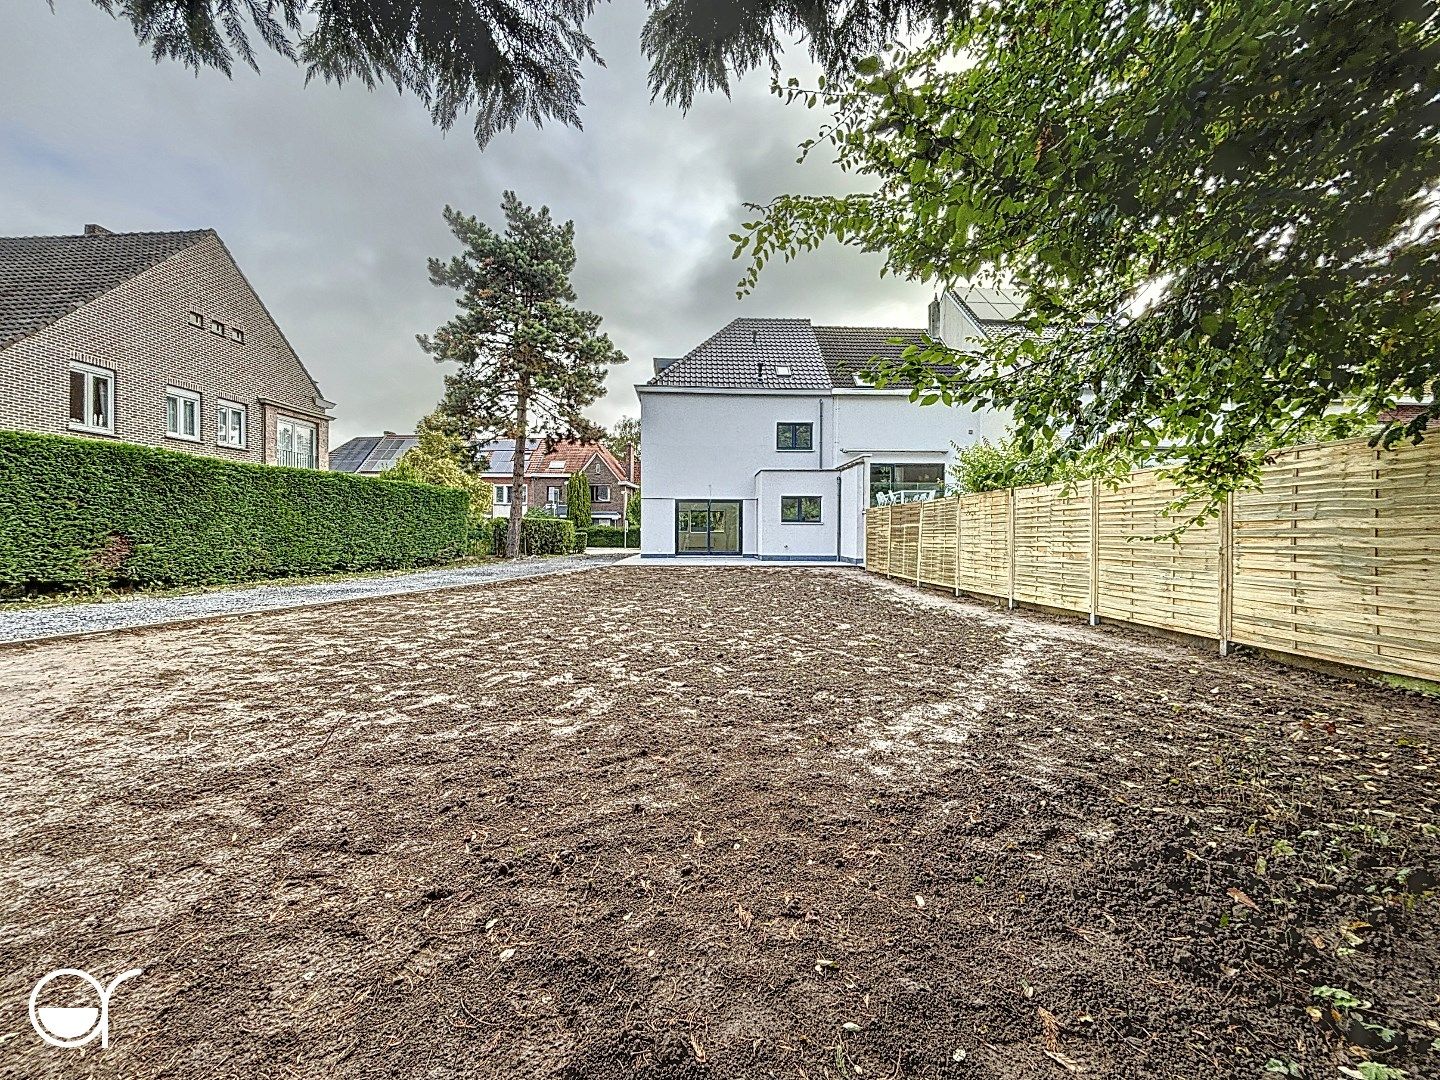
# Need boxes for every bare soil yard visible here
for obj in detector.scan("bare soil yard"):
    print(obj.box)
[1,566,1437,1080]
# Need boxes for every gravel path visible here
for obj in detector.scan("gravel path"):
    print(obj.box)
[0,552,630,644]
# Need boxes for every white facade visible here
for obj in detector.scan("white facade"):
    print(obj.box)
[639,292,1012,560]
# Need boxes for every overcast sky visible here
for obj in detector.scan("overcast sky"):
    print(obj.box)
[1,3,932,445]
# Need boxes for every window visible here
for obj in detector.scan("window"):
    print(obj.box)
[776,422,813,451]
[217,401,246,448]
[209,319,225,336]
[781,495,823,523]
[276,417,318,469]
[547,485,563,503]
[590,484,610,503]
[869,462,945,506]
[495,485,511,504]
[187,311,204,328]
[775,365,792,377]
[229,326,245,345]
[67,362,114,433]
[165,387,201,440]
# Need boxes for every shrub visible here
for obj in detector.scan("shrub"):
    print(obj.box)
[0,430,471,590]
[572,528,588,552]
[566,471,591,531]
[491,516,576,556]
[583,523,636,547]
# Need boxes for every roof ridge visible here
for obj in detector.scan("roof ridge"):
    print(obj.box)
[0,227,215,242]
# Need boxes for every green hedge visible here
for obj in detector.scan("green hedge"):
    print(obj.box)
[491,515,577,556]
[584,523,637,547]
[572,528,588,553]
[0,430,471,590]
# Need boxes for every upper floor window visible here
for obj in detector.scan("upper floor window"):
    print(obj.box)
[277,416,317,469]
[781,495,823,523]
[187,311,204,328]
[165,387,201,441]
[590,484,611,503]
[229,326,245,345]
[547,485,563,503]
[495,485,511,504]
[209,319,225,336]
[68,361,114,434]
[217,401,247,448]
[776,422,813,451]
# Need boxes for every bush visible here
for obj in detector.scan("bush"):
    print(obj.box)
[0,430,471,590]
[572,528,588,552]
[491,515,576,556]
[584,523,636,547]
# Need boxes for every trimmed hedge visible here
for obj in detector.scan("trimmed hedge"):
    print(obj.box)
[584,523,637,547]
[572,528,588,553]
[491,515,577,556]
[0,430,471,590]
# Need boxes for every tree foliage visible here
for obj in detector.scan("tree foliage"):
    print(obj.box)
[76,0,959,144]
[565,470,591,529]
[420,191,625,556]
[736,0,1440,516]
[380,412,495,549]
[603,415,641,460]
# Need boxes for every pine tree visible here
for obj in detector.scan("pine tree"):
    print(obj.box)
[419,192,625,558]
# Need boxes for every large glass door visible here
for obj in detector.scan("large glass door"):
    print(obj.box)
[675,500,742,555]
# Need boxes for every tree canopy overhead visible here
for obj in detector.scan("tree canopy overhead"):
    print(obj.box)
[736,0,1440,513]
[76,0,958,144]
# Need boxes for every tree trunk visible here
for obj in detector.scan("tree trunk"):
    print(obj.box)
[507,380,528,558]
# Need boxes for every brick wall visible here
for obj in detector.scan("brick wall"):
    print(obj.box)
[0,233,330,468]
[519,454,633,522]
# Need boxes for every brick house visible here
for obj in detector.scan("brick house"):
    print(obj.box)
[0,225,333,468]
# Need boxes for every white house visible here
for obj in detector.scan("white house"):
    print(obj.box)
[637,288,1018,561]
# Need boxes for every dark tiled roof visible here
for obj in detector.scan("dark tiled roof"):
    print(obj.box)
[648,318,832,390]
[0,228,212,349]
[813,325,927,386]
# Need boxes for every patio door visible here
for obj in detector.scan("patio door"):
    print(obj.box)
[676,500,742,555]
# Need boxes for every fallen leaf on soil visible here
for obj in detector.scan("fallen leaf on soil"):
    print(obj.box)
[1227,887,1260,911]
[1043,1048,1083,1073]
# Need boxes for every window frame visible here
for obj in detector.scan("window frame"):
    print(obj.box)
[228,326,245,345]
[187,310,204,328]
[216,400,247,449]
[209,319,226,336]
[276,416,318,469]
[495,485,511,505]
[164,386,202,442]
[67,360,115,435]
[780,495,823,524]
[589,484,611,503]
[776,422,814,452]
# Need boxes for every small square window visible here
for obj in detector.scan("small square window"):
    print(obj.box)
[590,484,610,503]
[209,319,225,336]
[229,326,245,344]
[780,495,822,523]
[187,311,204,328]
[776,422,813,451]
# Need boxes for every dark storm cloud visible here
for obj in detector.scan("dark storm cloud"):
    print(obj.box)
[1,3,930,444]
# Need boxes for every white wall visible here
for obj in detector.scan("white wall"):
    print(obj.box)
[832,392,1008,459]
[754,470,839,558]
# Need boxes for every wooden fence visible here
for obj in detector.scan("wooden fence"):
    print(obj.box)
[864,436,1440,682]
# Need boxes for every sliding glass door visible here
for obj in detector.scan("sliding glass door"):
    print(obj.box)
[675,500,742,555]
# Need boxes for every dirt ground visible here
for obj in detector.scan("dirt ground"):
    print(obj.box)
[1,566,1437,1080]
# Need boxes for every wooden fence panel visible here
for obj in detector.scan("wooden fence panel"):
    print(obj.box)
[888,503,922,582]
[1013,483,1092,613]
[1230,437,1440,681]
[957,490,1010,598]
[919,498,959,589]
[865,508,889,573]
[1095,471,1223,637]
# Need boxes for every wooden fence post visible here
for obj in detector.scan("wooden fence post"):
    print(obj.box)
[954,495,963,597]
[1088,478,1100,626]
[1006,488,1017,610]
[1219,492,1233,656]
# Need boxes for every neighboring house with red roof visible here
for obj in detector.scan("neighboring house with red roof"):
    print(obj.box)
[0,224,333,468]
